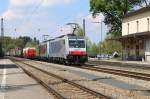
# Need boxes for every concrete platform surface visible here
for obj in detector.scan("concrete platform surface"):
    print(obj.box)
[0,59,53,99]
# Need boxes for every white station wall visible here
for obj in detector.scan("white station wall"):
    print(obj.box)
[122,11,150,36]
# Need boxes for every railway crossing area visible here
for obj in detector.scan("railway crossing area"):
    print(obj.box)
[0,58,150,99]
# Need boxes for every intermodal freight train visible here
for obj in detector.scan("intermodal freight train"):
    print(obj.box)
[8,34,88,65]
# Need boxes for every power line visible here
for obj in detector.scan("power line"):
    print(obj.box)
[15,0,44,33]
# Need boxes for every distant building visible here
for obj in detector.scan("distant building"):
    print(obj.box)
[121,6,150,62]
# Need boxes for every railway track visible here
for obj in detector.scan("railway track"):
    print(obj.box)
[31,59,150,81]
[88,60,150,70]
[11,58,110,99]
[79,64,150,81]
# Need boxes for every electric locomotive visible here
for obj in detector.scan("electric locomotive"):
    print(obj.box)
[39,34,88,64]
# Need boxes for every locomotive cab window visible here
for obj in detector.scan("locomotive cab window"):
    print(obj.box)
[69,40,85,48]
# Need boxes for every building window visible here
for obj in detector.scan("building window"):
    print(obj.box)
[136,21,139,32]
[147,18,149,31]
[128,23,129,34]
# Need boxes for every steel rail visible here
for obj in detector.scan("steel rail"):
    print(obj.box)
[80,65,150,81]
[14,61,66,99]
[26,58,150,81]
[88,60,150,70]
[12,58,111,99]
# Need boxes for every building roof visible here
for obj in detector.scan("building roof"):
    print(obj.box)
[121,31,150,40]
[123,5,150,19]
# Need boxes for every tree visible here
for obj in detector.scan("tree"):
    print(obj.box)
[72,24,85,36]
[97,34,122,54]
[0,36,35,55]
[25,42,38,47]
[18,36,32,48]
[90,0,149,37]
[0,42,4,57]
[88,43,99,55]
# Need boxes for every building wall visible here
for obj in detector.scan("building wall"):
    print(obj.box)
[145,38,150,61]
[122,11,150,36]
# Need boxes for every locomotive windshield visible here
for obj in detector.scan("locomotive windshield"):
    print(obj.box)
[69,40,85,48]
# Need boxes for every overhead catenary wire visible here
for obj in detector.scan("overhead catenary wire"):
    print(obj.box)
[15,0,44,34]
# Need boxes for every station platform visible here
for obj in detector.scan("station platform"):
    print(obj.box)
[0,59,53,99]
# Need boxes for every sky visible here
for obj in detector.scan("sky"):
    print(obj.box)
[0,0,108,43]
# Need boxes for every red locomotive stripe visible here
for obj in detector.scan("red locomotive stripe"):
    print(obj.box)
[69,51,86,55]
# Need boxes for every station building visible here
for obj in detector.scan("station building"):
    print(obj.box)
[121,6,150,62]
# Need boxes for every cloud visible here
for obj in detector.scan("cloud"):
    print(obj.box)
[1,0,75,40]
[9,0,74,7]
[2,10,18,20]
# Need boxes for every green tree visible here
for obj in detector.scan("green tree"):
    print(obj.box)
[97,34,122,54]
[88,43,99,55]
[25,42,38,47]
[18,36,32,48]
[90,0,149,36]
[74,25,85,36]
[0,36,34,55]
[0,42,4,57]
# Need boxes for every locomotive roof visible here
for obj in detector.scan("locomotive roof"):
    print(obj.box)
[41,34,85,43]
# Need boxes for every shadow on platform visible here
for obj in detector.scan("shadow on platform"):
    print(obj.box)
[0,83,39,92]
[0,72,24,75]
[0,64,18,69]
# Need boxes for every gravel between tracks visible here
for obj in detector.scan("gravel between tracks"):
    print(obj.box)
[24,60,150,99]
[15,61,98,99]
[92,65,150,89]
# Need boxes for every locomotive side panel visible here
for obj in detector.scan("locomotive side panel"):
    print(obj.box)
[39,42,48,58]
[49,38,66,58]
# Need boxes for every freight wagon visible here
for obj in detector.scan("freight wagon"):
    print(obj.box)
[23,47,36,59]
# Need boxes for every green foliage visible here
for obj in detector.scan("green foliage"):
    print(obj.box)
[98,35,122,54]
[88,43,99,55]
[0,36,38,55]
[75,26,85,36]
[0,42,4,58]
[87,34,122,56]
[90,0,149,36]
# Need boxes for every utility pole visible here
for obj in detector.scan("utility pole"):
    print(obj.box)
[83,19,86,36]
[100,21,103,55]
[0,18,4,57]
[1,18,4,37]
